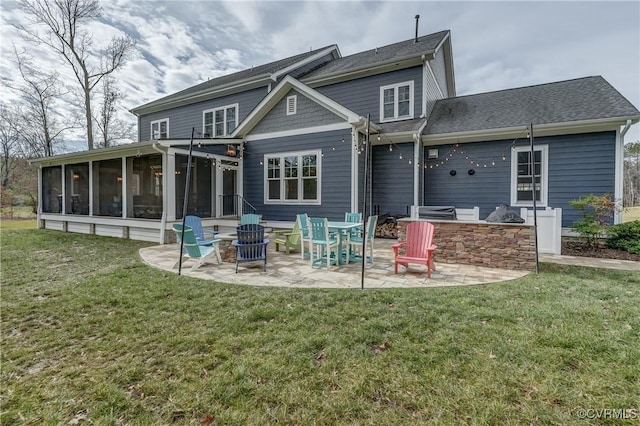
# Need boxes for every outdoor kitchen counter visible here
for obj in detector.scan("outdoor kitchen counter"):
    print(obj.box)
[396,218,535,271]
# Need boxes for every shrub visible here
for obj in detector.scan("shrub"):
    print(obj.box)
[568,193,619,247]
[605,220,640,254]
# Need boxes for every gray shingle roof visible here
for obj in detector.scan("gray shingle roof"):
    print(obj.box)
[303,30,450,80]
[132,45,336,112]
[425,76,640,135]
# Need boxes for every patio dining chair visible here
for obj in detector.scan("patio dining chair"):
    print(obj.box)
[184,215,218,246]
[348,215,378,263]
[392,221,437,278]
[172,224,222,272]
[344,211,364,239]
[232,224,270,272]
[308,217,339,269]
[297,213,313,260]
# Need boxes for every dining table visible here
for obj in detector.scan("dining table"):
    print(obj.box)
[327,221,362,265]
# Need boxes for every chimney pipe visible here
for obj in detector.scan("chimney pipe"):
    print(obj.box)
[414,14,420,43]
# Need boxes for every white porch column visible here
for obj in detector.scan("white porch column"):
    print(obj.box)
[165,150,176,221]
[88,161,94,216]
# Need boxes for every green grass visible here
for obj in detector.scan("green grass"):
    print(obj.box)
[2,229,639,425]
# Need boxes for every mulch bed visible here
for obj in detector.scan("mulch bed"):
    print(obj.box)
[562,241,640,262]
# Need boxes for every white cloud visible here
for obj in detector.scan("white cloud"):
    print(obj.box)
[1,0,638,147]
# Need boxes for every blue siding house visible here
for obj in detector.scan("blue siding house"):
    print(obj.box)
[32,29,640,243]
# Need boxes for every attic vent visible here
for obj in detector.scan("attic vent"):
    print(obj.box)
[286,95,297,116]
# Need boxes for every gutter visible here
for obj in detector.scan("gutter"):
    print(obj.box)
[621,119,632,137]
[130,74,272,116]
[424,115,640,144]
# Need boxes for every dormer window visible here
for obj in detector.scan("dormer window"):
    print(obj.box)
[286,95,297,115]
[380,81,414,122]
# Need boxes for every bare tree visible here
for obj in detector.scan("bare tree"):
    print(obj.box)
[93,75,135,148]
[18,0,135,151]
[0,104,23,188]
[624,141,640,207]
[12,48,75,158]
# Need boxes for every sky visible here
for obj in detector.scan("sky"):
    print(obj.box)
[1,0,639,151]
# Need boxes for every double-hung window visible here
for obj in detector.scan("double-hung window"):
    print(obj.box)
[203,104,238,137]
[265,150,320,204]
[150,119,169,139]
[511,145,548,206]
[380,81,414,122]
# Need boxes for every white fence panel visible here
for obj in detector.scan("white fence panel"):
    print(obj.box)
[520,207,562,255]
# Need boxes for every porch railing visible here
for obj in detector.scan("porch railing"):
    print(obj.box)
[218,194,258,217]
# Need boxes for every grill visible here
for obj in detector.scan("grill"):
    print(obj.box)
[417,206,457,220]
[484,204,525,223]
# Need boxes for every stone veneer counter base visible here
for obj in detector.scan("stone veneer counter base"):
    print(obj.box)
[396,219,535,271]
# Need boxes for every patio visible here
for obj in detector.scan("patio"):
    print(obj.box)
[139,238,530,289]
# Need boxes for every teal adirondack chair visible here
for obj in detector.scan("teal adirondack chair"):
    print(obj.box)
[172,224,222,272]
[240,213,260,225]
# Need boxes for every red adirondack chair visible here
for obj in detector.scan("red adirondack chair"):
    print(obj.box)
[392,222,437,278]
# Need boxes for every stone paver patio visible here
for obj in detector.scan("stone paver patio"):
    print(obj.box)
[139,239,530,289]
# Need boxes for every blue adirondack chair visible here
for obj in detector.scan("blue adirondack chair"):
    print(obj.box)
[232,224,270,272]
[184,215,218,246]
[172,224,222,272]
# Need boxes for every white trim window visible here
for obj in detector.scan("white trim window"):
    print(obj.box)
[150,119,169,139]
[511,145,549,206]
[203,104,239,137]
[380,81,414,122]
[286,95,297,115]
[264,150,321,204]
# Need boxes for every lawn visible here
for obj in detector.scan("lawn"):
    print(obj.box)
[623,206,640,222]
[1,229,639,425]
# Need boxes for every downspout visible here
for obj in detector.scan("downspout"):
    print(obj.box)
[351,117,371,212]
[621,119,632,137]
[152,142,168,244]
[413,119,428,207]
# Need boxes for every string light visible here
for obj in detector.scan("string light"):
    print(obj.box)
[423,126,529,170]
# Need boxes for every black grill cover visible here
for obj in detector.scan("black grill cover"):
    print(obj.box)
[484,204,525,223]
[418,206,457,220]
